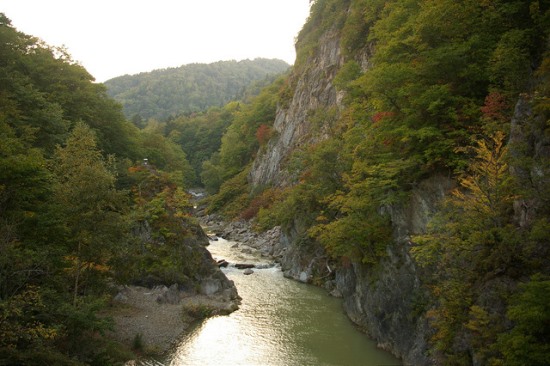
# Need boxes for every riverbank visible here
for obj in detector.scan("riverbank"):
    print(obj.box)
[107,284,240,357]
[200,214,340,292]
[200,214,284,259]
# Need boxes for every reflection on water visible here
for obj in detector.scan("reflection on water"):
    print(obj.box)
[166,238,401,366]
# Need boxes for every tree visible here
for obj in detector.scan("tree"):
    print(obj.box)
[497,274,550,366]
[411,131,521,363]
[52,122,128,306]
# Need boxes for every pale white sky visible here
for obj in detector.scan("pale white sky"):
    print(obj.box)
[1,0,311,82]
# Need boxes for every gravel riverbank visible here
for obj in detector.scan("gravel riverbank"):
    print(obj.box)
[108,285,240,356]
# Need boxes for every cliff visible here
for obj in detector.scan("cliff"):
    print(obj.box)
[246,1,550,365]
[249,28,344,187]
[249,5,438,363]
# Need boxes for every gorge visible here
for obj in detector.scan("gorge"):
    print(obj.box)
[1,1,549,365]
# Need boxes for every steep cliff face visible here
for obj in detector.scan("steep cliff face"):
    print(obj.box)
[249,28,345,187]
[247,1,549,365]
[246,8,436,365]
[334,176,453,365]
[272,175,451,365]
[247,5,442,364]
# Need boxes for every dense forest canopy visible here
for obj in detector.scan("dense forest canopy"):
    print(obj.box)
[0,14,209,364]
[104,59,289,121]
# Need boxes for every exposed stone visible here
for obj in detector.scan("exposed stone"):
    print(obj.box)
[217,259,229,268]
[249,28,344,188]
[156,284,182,305]
[200,279,221,296]
[243,269,254,275]
[113,292,128,303]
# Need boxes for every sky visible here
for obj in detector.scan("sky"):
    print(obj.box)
[1,0,311,82]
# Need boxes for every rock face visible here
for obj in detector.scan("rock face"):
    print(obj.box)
[249,28,345,188]
[334,176,452,365]
[243,7,450,364]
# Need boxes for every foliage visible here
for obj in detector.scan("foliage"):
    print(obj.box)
[116,165,208,287]
[139,122,196,186]
[105,58,289,121]
[200,77,284,193]
[240,187,283,221]
[165,103,237,185]
[0,14,140,159]
[410,129,549,364]
[496,274,550,366]
[132,333,144,352]
[0,14,214,363]
[256,124,273,146]
[206,168,251,219]
[52,122,129,306]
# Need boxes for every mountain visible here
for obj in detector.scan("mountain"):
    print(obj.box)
[201,1,550,365]
[104,58,290,122]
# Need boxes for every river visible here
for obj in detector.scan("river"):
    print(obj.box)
[151,237,401,366]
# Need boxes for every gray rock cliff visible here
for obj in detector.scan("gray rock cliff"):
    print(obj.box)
[246,9,447,365]
[249,28,345,187]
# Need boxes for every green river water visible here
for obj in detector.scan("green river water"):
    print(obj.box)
[152,238,401,366]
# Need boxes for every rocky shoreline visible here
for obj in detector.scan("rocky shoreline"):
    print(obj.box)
[111,213,331,363]
[108,216,241,361]
[108,284,239,356]
[201,214,284,259]
[200,214,339,296]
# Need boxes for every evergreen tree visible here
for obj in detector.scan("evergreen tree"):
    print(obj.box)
[52,122,128,306]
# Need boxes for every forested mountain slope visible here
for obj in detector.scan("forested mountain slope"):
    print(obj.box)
[0,14,234,364]
[200,1,550,365]
[104,58,289,122]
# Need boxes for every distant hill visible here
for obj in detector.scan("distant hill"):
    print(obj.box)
[104,58,290,122]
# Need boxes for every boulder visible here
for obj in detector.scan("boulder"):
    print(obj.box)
[200,279,222,296]
[113,292,128,303]
[243,269,254,275]
[156,284,181,304]
[217,259,229,268]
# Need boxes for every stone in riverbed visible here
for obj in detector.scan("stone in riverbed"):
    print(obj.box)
[235,263,255,269]
[217,259,229,268]
[243,269,254,275]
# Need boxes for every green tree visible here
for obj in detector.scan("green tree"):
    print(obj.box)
[412,131,521,363]
[140,122,195,186]
[496,275,550,366]
[52,122,128,306]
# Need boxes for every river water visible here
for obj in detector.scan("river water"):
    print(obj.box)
[156,238,401,366]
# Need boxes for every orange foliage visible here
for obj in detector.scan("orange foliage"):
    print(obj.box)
[371,111,395,123]
[480,91,510,123]
[256,124,273,145]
